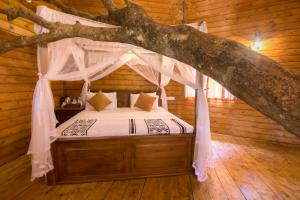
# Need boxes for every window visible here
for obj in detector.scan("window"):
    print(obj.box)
[185,85,195,98]
[185,76,235,100]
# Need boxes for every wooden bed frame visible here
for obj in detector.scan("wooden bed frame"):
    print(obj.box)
[46,90,195,185]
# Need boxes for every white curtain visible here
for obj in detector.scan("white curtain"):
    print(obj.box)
[193,72,212,181]
[27,46,57,180]
[29,5,212,182]
[202,75,235,100]
[131,50,170,110]
[127,54,174,110]
[159,57,174,110]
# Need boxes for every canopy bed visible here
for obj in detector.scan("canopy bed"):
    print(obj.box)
[47,90,195,184]
[29,6,212,185]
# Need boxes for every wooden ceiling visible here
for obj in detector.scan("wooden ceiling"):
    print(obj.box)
[2,0,191,25]
[0,0,196,45]
[66,0,186,24]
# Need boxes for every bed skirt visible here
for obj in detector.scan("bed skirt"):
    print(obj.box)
[46,134,195,185]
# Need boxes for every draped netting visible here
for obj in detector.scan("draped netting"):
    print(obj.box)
[28,6,212,182]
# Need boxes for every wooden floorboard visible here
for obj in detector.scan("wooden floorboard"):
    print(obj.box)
[0,135,299,200]
[85,181,114,200]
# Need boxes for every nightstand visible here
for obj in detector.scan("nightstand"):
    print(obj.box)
[55,107,84,126]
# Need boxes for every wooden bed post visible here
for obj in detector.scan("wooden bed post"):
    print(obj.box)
[192,73,201,167]
[194,88,198,134]
[192,88,198,164]
[194,72,204,133]
[158,72,162,107]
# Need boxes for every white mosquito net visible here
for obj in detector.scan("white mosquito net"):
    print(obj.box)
[28,6,212,182]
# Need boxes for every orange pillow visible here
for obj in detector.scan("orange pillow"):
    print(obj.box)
[134,92,156,111]
[88,92,112,111]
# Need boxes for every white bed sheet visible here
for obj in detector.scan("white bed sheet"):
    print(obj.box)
[57,107,194,137]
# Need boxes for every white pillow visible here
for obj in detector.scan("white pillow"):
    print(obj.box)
[103,92,117,109]
[85,91,117,110]
[130,92,159,110]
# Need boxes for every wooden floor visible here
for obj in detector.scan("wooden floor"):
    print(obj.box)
[1,134,299,200]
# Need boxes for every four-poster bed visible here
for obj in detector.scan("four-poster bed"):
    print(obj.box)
[47,90,196,185]
[28,6,212,184]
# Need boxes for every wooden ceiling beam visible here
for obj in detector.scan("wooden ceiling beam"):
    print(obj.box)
[0,0,36,36]
[2,0,34,11]
[0,18,34,36]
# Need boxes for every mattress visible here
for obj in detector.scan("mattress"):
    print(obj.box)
[57,107,194,137]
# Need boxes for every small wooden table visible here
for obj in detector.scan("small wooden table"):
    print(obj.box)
[55,107,84,126]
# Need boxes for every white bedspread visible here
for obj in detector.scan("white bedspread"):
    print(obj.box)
[57,107,194,137]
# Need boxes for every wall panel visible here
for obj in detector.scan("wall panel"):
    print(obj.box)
[0,32,35,166]
[0,32,63,166]
[64,66,157,96]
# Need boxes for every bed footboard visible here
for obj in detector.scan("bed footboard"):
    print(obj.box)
[46,134,195,185]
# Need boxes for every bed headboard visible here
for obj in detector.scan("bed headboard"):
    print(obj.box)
[90,90,161,107]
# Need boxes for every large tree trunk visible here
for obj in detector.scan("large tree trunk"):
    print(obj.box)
[0,1,299,137]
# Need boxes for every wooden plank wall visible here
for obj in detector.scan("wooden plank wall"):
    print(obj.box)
[64,66,157,96]
[0,32,63,166]
[0,33,36,166]
[0,0,64,166]
[187,0,300,144]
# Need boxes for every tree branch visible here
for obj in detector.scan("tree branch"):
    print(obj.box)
[102,0,118,13]
[0,7,54,30]
[0,2,299,137]
[0,22,122,54]
[124,0,130,6]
